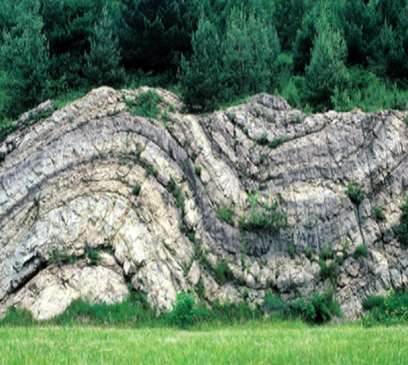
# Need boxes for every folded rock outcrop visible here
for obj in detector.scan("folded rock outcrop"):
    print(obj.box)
[1,86,407,320]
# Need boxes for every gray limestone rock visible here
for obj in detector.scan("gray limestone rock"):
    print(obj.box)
[1,86,408,320]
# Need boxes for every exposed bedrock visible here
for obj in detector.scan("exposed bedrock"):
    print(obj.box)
[1,86,408,320]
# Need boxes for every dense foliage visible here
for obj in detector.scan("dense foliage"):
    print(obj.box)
[362,291,408,326]
[1,0,408,121]
[263,290,341,324]
[397,196,408,247]
[0,290,340,328]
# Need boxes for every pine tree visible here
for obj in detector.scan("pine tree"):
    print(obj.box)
[119,0,200,72]
[368,2,408,79]
[341,0,378,66]
[293,0,342,73]
[305,20,349,109]
[40,0,106,88]
[0,0,50,118]
[84,6,124,86]
[272,0,306,51]
[222,7,280,98]
[179,18,224,112]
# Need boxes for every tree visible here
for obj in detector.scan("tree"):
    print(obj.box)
[272,0,306,51]
[0,0,50,118]
[305,20,349,109]
[0,0,17,35]
[293,0,342,73]
[40,0,107,89]
[292,1,321,73]
[222,7,280,98]
[368,2,408,79]
[84,6,124,86]
[179,18,224,112]
[340,0,378,66]
[119,0,200,72]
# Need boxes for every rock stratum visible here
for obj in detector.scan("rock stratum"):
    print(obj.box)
[1,86,408,320]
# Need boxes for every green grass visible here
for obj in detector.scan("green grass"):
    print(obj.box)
[216,206,235,225]
[1,322,408,364]
[372,205,386,222]
[126,90,163,119]
[353,244,369,259]
[54,89,89,109]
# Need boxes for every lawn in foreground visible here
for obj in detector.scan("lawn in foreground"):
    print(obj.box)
[0,321,407,365]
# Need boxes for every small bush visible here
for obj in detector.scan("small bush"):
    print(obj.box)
[194,165,202,177]
[0,291,157,328]
[305,291,341,324]
[195,278,205,299]
[0,308,36,326]
[145,163,158,177]
[397,197,408,247]
[265,291,340,324]
[167,293,196,329]
[362,295,386,311]
[287,243,296,259]
[372,205,385,222]
[209,301,263,323]
[346,182,365,206]
[318,245,339,282]
[214,259,235,285]
[331,68,408,113]
[216,206,235,225]
[85,245,101,266]
[319,259,339,283]
[239,201,287,233]
[353,244,368,259]
[194,247,211,271]
[264,292,288,317]
[48,248,77,266]
[167,177,185,215]
[290,291,340,324]
[256,133,269,146]
[268,136,289,149]
[304,246,313,260]
[362,291,408,326]
[161,109,170,125]
[126,91,163,119]
[132,183,141,197]
[290,113,303,124]
[55,291,155,326]
[181,225,196,243]
[320,245,334,260]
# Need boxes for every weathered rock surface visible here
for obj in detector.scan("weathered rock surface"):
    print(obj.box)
[1,86,408,320]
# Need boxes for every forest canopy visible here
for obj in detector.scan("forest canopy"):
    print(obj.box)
[0,0,408,121]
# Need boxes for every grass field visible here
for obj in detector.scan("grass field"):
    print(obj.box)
[0,321,407,365]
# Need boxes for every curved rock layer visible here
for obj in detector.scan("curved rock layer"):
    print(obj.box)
[1,86,408,320]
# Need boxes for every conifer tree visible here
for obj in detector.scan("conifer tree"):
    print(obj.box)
[84,6,124,86]
[222,7,280,98]
[40,0,106,88]
[179,18,224,111]
[305,20,349,109]
[0,0,49,118]
[119,0,200,72]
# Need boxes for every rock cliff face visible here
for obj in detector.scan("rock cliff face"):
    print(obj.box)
[1,86,408,320]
